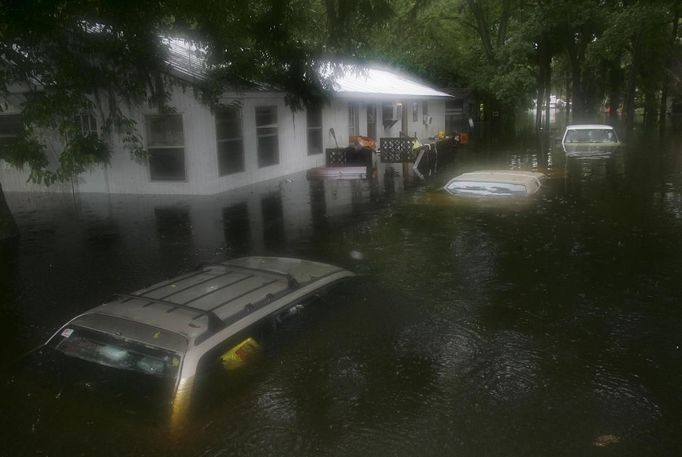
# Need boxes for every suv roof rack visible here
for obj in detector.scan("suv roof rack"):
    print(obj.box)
[219,263,300,289]
[116,293,225,333]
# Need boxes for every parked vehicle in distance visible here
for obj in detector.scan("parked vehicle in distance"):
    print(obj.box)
[37,257,355,413]
[443,170,545,197]
[562,124,619,145]
[562,124,620,157]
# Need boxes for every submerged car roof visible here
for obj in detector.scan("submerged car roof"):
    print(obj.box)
[449,170,544,185]
[564,124,615,130]
[72,257,354,346]
[444,170,545,196]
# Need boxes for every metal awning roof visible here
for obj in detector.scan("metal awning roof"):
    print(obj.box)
[331,66,451,99]
[164,39,449,99]
[165,38,208,82]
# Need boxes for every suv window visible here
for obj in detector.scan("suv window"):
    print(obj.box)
[50,326,182,379]
[195,321,272,377]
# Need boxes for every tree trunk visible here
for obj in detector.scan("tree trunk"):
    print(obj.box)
[659,9,679,133]
[536,35,552,131]
[607,63,622,123]
[536,85,545,130]
[643,89,658,130]
[0,182,18,241]
[624,53,637,134]
[659,86,669,132]
[569,54,583,121]
[544,54,552,132]
[535,39,544,130]
[608,90,619,122]
[565,77,572,124]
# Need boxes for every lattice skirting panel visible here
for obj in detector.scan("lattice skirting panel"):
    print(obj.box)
[325,148,348,166]
[379,138,416,163]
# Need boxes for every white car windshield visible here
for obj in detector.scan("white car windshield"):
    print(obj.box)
[51,326,182,379]
[564,129,617,143]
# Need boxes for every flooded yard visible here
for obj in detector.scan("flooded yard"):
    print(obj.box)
[2,123,682,456]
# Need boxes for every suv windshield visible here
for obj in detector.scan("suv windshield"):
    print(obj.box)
[50,326,182,379]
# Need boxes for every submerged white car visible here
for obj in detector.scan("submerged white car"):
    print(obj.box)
[562,124,619,145]
[38,257,355,413]
[443,170,545,197]
[561,124,622,159]
[562,124,620,157]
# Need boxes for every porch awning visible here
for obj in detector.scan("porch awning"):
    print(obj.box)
[331,66,451,99]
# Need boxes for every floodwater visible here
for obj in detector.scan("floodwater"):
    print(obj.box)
[1,120,682,456]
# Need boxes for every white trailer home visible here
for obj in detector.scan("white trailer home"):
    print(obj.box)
[0,45,452,196]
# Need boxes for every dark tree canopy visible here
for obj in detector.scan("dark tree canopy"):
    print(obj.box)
[0,0,394,183]
[367,0,680,126]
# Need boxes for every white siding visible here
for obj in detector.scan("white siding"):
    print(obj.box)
[1,85,450,196]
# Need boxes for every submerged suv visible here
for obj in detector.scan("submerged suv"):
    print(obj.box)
[41,257,354,411]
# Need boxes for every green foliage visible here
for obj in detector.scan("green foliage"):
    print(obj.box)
[368,0,536,111]
[0,129,48,174]
[0,0,397,185]
[0,0,177,183]
[52,133,110,183]
[368,0,680,123]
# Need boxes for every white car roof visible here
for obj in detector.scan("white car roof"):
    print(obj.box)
[444,170,545,196]
[451,170,545,185]
[562,124,620,147]
[564,124,615,130]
